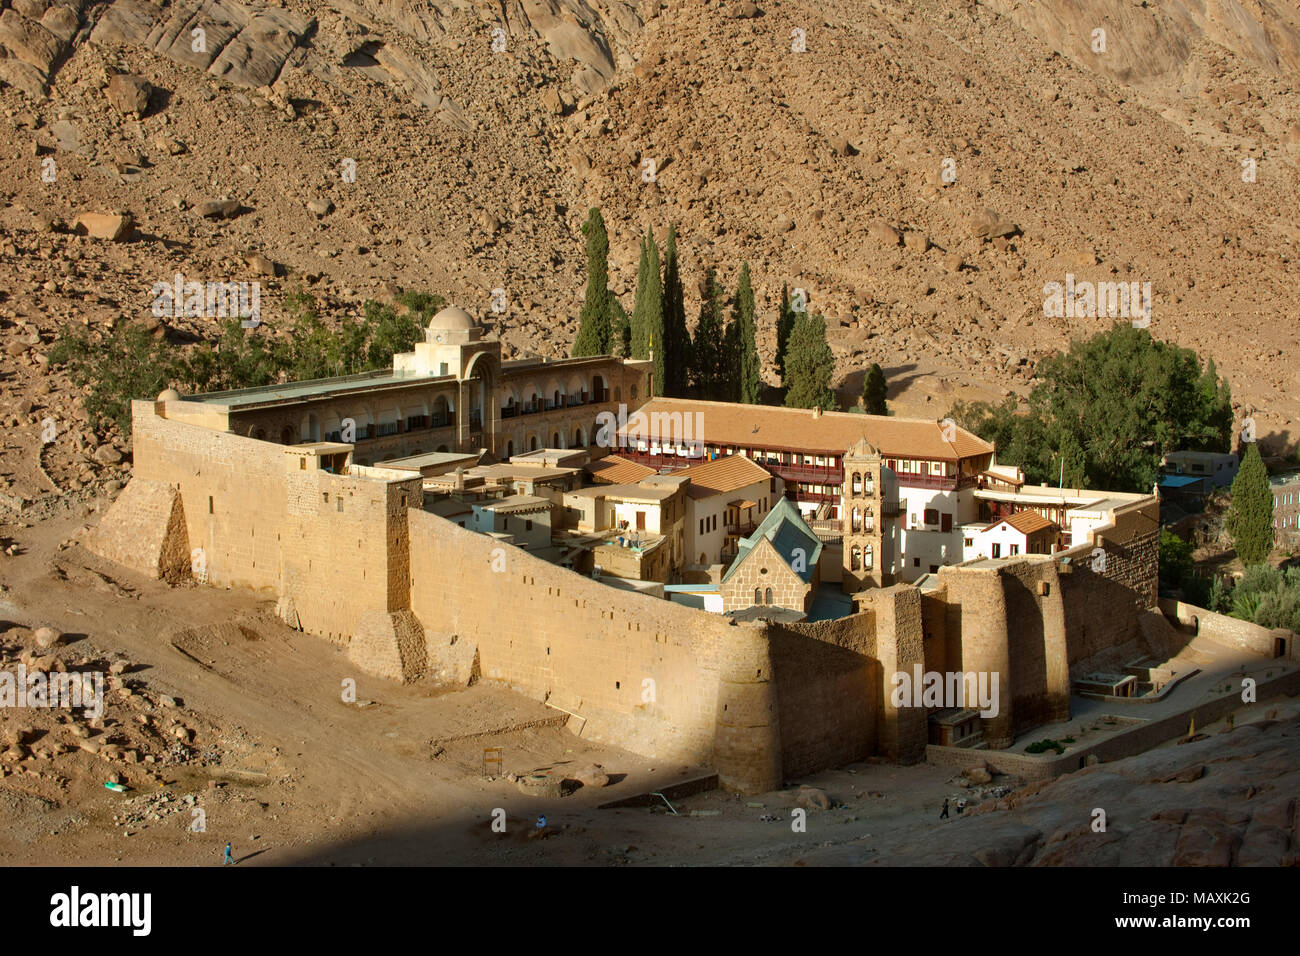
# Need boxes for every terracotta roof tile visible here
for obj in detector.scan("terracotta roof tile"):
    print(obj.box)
[983,510,1056,535]
[676,454,773,499]
[585,455,656,485]
[621,398,994,461]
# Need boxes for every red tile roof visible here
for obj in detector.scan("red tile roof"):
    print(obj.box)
[620,398,994,461]
[585,455,656,485]
[982,510,1056,535]
[676,454,773,500]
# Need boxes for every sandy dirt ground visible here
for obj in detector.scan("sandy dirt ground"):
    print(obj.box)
[0,492,991,867]
[3,492,1298,868]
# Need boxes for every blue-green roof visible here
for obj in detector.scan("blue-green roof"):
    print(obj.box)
[721,498,822,584]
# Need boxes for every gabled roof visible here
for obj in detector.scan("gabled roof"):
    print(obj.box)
[981,510,1056,535]
[585,455,656,485]
[677,454,772,500]
[722,498,822,584]
[621,398,994,460]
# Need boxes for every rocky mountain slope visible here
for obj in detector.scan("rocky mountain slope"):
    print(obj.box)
[1,0,1298,507]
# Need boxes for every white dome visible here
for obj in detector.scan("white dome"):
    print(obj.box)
[157,388,181,401]
[428,306,477,332]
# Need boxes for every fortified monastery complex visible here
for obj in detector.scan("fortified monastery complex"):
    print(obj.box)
[86,306,1191,792]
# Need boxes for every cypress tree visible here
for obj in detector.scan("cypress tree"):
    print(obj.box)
[1226,442,1275,565]
[733,262,761,404]
[783,312,837,411]
[863,363,888,415]
[775,283,796,384]
[610,297,630,358]
[630,232,663,366]
[722,310,741,402]
[572,207,612,357]
[629,238,648,358]
[691,269,726,399]
[661,222,689,396]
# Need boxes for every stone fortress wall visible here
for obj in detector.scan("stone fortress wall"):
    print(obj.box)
[87,402,1165,793]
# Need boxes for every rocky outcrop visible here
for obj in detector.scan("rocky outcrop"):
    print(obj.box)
[983,0,1300,84]
[90,0,315,88]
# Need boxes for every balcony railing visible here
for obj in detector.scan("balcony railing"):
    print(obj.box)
[726,521,757,536]
[882,499,901,516]
[808,519,843,534]
[895,473,981,492]
[619,450,706,468]
[769,462,841,483]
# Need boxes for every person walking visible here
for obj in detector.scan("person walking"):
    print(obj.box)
[223,842,235,865]
[939,798,949,819]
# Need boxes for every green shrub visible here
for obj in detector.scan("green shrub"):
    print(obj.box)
[1026,739,1066,754]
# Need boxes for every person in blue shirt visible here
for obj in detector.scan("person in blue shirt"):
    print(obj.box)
[223,842,235,865]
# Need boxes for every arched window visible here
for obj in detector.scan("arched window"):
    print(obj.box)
[864,544,874,569]
[551,432,561,448]
[631,383,638,400]
[506,440,514,457]
[573,427,583,447]
[765,587,773,605]
[851,508,862,533]
[851,547,862,571]
[754,587,762,605]
[530,435,538,451]
[852,472,862,495]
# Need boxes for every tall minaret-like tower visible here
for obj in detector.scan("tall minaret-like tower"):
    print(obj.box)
[841,438,885,592]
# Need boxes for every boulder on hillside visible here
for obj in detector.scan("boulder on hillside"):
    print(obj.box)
[105,73,152,116]
[73,212,134,241]
[969,207,1018,240]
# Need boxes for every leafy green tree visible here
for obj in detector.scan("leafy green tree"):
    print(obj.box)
[1207,575,1233,614]
[733,262,761,404]
[1159,527,1195,592]
[50,322,181,437]
[661,222,690,395]
[862,363,888,415]
[775,283,796,382]
[573,207,613,357]
[1256,575,1300,632]
[947,324,1234,492]
[690,269,727,399]
[51,285,451,439]
[185,318,279,393]
[1230,563,1282,622]
[783,312,837,411]
[1226,443,1275,565]
[363,300,424,370]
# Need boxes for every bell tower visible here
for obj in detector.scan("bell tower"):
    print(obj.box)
[842,438,884,592]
